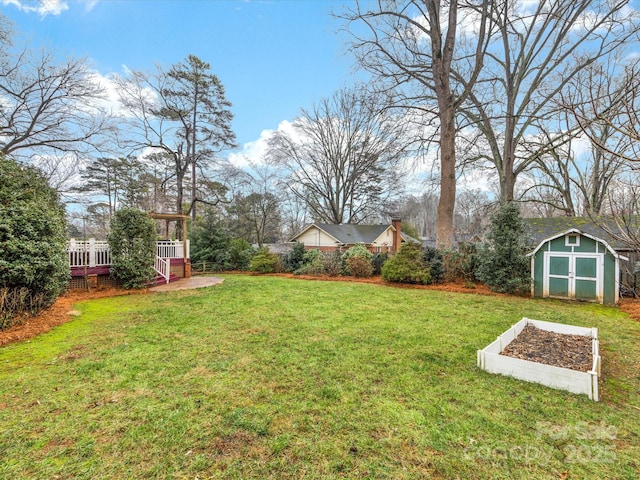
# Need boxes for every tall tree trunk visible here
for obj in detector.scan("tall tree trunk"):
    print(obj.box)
[191,160,197,221]
[499,171,516,204]
[431,0,457,249]
[176,169,185,215]
[500,148,516,204]
[174,168,185,241]
[436,107,456,249]
[191,87,199,222]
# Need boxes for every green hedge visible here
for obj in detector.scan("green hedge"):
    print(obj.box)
[0,156,69,328]
[381,243,431,284]
[107,208,156,289]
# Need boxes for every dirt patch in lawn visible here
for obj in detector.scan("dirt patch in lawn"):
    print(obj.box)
[501,325,594,372]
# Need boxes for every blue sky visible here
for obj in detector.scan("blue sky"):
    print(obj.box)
[1,0,359,151]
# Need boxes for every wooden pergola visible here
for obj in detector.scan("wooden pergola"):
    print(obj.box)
[149,212,189,241]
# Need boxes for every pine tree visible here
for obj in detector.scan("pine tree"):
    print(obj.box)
[476,203,531,294]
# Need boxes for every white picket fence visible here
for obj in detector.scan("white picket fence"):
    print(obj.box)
[67,239,189,268]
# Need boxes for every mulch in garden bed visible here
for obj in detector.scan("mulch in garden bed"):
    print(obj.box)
[500,325,594,372]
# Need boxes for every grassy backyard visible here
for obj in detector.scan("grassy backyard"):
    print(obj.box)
[1,275,639,479]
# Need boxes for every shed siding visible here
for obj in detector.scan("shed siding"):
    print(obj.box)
[604,251,616,305]
[534,249,545,297]
[532,233,619,305]
[575,236,598,254]
[549,237,571,252]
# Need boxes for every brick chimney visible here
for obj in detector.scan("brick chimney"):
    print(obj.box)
[391,217,401,253]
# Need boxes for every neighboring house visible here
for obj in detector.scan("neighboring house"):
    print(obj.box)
[290,218,418,253]
[524,217,637,305]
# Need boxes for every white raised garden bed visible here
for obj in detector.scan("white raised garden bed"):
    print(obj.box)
[477,318,601,401]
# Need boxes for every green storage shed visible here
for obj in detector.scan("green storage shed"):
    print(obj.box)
[528,228,627,305]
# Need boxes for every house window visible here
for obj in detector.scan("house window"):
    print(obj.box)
[565,234,580,247]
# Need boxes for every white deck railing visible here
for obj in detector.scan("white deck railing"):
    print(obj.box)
[156,240,190,260]
[155,256,170,283]
[67,238,189,268]
[68,239,111,268]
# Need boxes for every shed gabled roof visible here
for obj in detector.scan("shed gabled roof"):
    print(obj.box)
[524,216,640,252]
[527,227,625,260]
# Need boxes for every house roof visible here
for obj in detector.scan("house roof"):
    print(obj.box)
[523,216,640,252]
[420,233,482,249]
[297,223,392,245]
[401,232,422,244]
[291,222,423,245]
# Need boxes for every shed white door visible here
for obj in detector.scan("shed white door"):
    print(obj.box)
[544,253,602,302]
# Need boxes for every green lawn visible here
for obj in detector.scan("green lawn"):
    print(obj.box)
[1,275,639,479]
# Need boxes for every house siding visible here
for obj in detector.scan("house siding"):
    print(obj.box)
[371,229,395,251]
[296,228,340,249]
[294,225,397,252]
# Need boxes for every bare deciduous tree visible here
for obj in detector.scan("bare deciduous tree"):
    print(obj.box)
[0,25,110,160]
[267,86,413,225]
[566,58,640,164]
[340,1,493,247]
[465,0,640,203]
[524,59,636,216]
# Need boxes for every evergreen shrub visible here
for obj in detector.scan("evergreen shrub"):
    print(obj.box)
[476,202,531,294]
[441,243,478,282]
[108,208,156,289]
[423,246,445,283]
[0,156,69,328]
[346,256,374,278]
[295,248,325,275]
[284,242,306,273]
[342,244,374,277]
[322,250,343,277]
[190,213,233,272]
[249,247,281,273]
[372,252,389,275]
[381,243,431,284]
[229,238,255,271]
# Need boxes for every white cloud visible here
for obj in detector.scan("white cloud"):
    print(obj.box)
[568,133,593,160]
[1,0,69,17]
[87,66,159,120]
[86,70,125,115]
[82,0,98,12]
[228,120,295,168]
